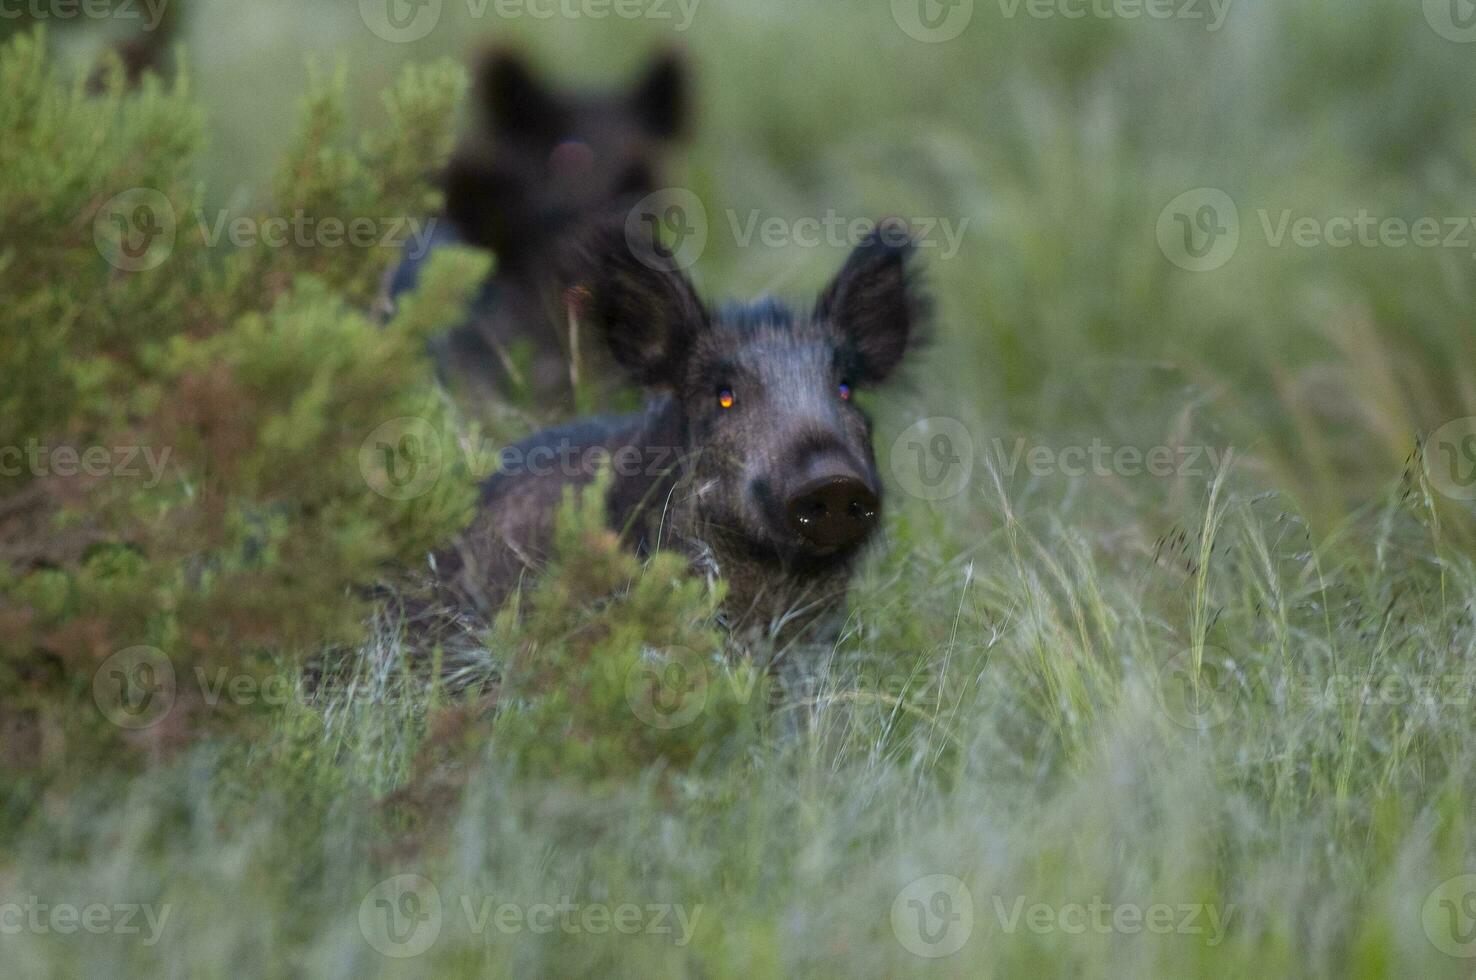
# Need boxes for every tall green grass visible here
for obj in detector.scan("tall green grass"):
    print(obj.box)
[7,0,1476,976]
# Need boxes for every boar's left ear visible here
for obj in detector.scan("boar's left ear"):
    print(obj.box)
[479,48,565,142]
[816,219,929,385]
[629,50,688,140]
[562,219,706,388]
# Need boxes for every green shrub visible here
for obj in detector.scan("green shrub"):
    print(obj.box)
[0,28,483,759]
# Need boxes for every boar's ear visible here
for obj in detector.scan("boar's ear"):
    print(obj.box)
[563,220,706,388]
[478,48,564,142]
[816,219,929,385]
[629,50,688,140]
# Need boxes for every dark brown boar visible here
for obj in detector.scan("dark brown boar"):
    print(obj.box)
[386,48,689,408]
[434,219,927,645]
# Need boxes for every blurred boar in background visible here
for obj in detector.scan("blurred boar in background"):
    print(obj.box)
[386,47,689,408]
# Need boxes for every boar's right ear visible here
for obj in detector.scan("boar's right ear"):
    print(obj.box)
[629,50,688,140]
[562,221,706,387]
[478,48,564,142]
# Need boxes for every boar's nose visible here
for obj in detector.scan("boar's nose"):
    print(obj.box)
[786,474,879,549]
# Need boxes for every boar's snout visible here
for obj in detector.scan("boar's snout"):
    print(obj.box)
[784,458,879,551]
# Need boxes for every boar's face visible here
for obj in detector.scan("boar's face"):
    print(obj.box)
[570,220,927,567]
[443,49,687,270]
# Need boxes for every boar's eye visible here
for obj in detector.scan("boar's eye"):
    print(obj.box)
[717,387,735,410]
[838,381,852,401]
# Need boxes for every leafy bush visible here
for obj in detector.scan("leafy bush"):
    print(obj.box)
[0,29,483,758]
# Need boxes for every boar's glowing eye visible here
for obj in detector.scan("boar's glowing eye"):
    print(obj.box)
[717,387,735,410]
[838,381,852,401]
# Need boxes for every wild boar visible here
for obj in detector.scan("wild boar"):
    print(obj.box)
[434,218,927,645]
[385,48,689,407]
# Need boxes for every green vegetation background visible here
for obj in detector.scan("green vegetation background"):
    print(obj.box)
[3,0,1476,975]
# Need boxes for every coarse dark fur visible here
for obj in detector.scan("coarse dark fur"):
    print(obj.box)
[433,219,928,646]
[385,47,689,407]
